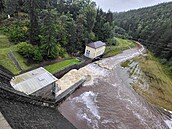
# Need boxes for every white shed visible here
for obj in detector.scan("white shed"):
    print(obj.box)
[10,67,58,95]
[84,41,106,59]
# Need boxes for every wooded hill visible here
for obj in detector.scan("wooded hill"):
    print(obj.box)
[0,0,117,62]
[0,0,171,69]
[113,2,172,63]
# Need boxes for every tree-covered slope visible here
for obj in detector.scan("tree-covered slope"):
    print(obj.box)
[0,0,116,61]
[113,2,172,61]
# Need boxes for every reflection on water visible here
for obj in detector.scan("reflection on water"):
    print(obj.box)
[57,47,172,129]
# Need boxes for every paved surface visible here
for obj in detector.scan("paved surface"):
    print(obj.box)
[0,112,12,129]
[8,51,22,70]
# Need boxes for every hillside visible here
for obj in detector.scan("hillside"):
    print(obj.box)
[0,0,117,65]
[113,2,172,67]
[0,0,171,73]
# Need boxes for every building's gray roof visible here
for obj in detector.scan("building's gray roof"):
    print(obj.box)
[10,67,58,95]
[87,41,106,49]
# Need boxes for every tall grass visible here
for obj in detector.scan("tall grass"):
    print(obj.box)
[104,38,136,58]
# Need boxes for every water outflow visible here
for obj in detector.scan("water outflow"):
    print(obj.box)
[57,46,172,129]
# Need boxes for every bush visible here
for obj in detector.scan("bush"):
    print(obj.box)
[1,21,29,43]
[167,61,172,66]
[160,58,167,65]
[169,66,172,73]
[107,38,116,46]
[90,32,96,41]
[57,45,69,58]
[17,42,33,58]
[33,48,43,62]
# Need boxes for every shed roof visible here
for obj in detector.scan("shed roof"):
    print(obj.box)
[87,41,106,49]
[10,67,58,95]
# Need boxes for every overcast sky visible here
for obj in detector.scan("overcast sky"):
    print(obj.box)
[93,0,172,12]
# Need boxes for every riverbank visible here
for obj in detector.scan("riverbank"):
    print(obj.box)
[104,38,136,58]
[0,34,136,75]
[57,45,170,129]
[121,52,172,111]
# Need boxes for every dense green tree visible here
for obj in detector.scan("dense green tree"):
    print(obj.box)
[17,42,33,58]
[2,20,29,42]
[33,47,43,62]
[0,0,4,14]
[106,10,113,25]
[75,14,85,51]
[56,13,69,48]
[82,0,96,33]
[93,8,106,40]
[39,9,59,59]
[113,2,172,61]
[1,0,116,61]
[29,0,39,45]
[101,22,113,41]
[64,13,77,53]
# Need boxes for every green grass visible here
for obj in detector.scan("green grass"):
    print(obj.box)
[0,35,11,48]
[0,36,135,75]
[121,60,131,68]
[0,35,31,74]
[132,52,172,110]
[0,47,19,74]
[0,34,75,75]
[116,38,136,48]
[12,46,33,71]
[0,45,32,74]
[104,38,136,57]
[44,59,81,74]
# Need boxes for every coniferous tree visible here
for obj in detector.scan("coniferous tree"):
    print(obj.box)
[29,0,39,45]
[0,0,4,14]
[40,9,58,59]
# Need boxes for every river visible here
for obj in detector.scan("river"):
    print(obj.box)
[57,46,172,129]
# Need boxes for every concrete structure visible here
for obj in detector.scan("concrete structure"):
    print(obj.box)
[84,41,106,59]
[55,69,87,100]
[0,84,76,129]
[10,67,58,95]
[0,112,12,129]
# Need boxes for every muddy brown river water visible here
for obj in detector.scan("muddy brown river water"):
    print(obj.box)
[57,46,172,129]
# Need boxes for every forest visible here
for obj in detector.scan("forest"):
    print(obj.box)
[0,0,171,71]
[0,0,120,62]
[113,2,172,69]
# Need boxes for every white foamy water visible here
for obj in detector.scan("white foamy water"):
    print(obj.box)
[73,91,100,120]
[97,43,145,70]
[165,118,172,129]
[96,49,140,70]
[56,61,110,90]
[58,44,171,129]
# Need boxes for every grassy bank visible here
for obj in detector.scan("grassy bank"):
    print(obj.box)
[123,52,172,110]
[0,34,79,75]
[0,35,11,48]
[104,38,136,57]
[0,36,136,75]
[0,35,31,74]
[44,59,81,74]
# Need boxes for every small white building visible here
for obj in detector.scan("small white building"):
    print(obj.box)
[84,41,106,59]
[10,67,58,95]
